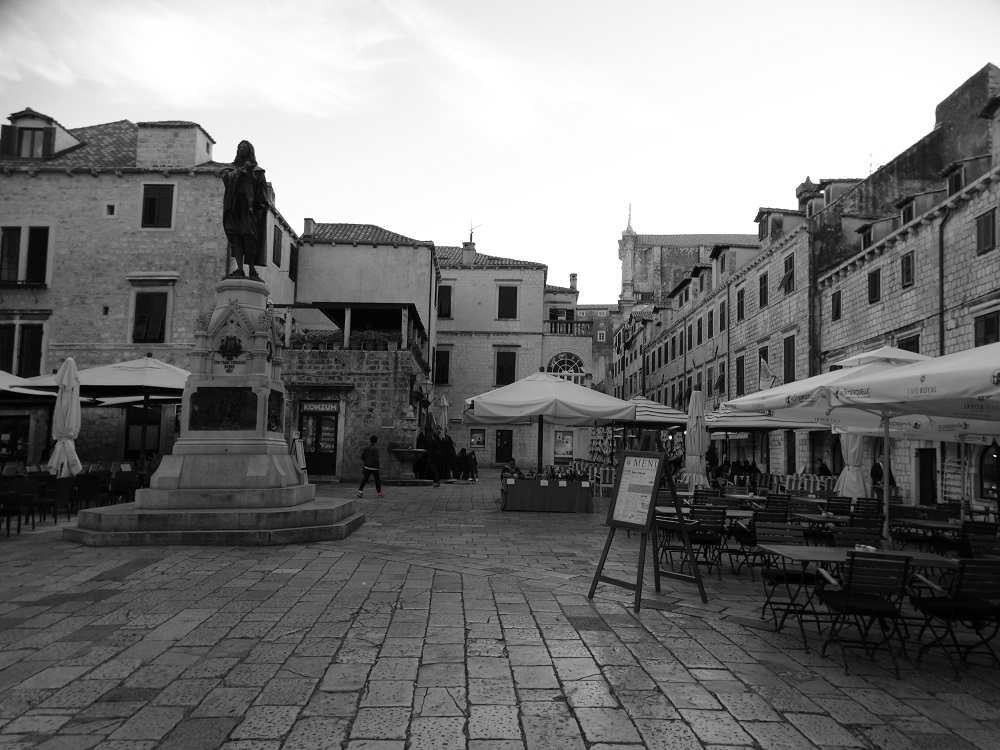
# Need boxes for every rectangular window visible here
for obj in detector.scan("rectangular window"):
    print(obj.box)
[780,254,794,294]
[759,273,768,308]
[434,349,450,385]
[17,128,44,158]
[783,335,795,384]
[736,356,745,396]
[897,335,920,354]
[695,371,702,392]
[707,310,714,339]
[759,345,768,364]
[597,330,606,342]
[758,216,769,241]
[696,317,703,345]
[438,285,453,318]
[736,288,745,321]
[141,184,174,228]
[976,209,996,255]
[0,227,20,282]
[975,311,999,347]
[687,324,692,350]
[900,251,914,288]
[719,301,727,331]
[16,324,42,377]
[671,336,676,359]
[948,168,964,196]
[868,269,881,304]
[901,202,915,225]
[497,286,517,319]
[831,290,842,321]
[862,227,873,249]
[272,227,282,266]
[715,362,725,394]
[707,366,714,396]
[0,325,12,372]
[495,350,516,385]
[132,291,167,343]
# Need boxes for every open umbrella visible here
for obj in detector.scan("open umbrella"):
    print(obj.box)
[685,390,710,489]
[464,371,635,470]
[46,358,83,478]
[624,396,688,427]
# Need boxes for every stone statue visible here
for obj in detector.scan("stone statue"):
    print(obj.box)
[220,140,269,279]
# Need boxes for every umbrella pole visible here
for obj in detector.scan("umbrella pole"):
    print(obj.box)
[537,415,544,473]
[882,417,891,547]
[140,388,150,473]
[961,435,967,521]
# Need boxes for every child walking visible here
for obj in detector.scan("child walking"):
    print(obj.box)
[358,435,385,498]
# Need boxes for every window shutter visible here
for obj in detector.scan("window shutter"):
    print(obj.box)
[497,286,517,319]
[901,253,914,287]
[783,336,795,384]
[272,227,282,266]
[0,226,20,282]
[133,292,167,343]
[0,125,15,158]
[16,324,42,377]
[976,312,1000,346]
[0,325,14,372]
[142,185,174,228]
[25,227,48,284]
[42,127,55,159]
[288,244,298,282]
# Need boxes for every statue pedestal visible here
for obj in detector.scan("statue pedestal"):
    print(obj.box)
[66,278,364,546]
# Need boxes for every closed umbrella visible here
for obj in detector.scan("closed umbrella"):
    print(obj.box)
[46,358,83,479]
[685,390,710,489]
[833,432,868,500]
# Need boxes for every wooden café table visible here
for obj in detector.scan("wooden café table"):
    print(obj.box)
[755,543,957,650]
[500,478,594,513]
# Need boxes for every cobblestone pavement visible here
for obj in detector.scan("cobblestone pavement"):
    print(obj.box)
[1,471,998,749]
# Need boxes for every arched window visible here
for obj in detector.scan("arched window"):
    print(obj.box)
[547,352,586,385]
[980,441,1000,501]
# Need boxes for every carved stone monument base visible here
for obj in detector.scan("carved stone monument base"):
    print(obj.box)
[67,278,363,546]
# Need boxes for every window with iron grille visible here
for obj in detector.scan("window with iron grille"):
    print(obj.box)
[132,292,167,343]
[974,311,999,347]
[497,286,517,319]
[831,290,842,321]
[783,336,795,384]
[976,209,996,255]
[140,184,174,228]
[868,269,881,304]
[759,273,768,308]
[900,251,914,288]
[735,356,745,396]
[272,227,282,266]
[495,350,516,385]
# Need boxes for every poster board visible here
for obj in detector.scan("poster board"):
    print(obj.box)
[606,451,664,531]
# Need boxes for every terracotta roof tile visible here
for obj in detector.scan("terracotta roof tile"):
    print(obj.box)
[545,284,577,293]
[311,223,431,246]
[635,234,758,246]
[436,246,547,270]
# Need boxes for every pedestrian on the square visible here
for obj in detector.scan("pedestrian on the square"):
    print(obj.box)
[357,435,385,498]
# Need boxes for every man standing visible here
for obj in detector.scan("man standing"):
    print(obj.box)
[220,140,269,279]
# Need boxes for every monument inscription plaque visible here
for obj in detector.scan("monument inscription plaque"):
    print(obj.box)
[190,387,257,431]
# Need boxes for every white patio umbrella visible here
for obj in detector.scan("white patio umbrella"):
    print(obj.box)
[625,396,688,427]
[46,358,83,478]
[833,432,868,501]
[685,390,710,489]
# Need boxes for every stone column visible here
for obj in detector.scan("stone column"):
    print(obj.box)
[401,307,409,349]
[344,307,352,349]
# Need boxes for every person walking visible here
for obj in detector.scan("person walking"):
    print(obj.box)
[358,435,385,498]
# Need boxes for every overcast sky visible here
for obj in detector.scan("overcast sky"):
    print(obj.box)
[2,0,999,303]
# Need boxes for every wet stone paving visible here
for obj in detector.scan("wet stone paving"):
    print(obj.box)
[0,471,998,749]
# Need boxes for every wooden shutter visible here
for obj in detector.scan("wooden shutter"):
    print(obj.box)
[736,356,745,395]
[16,324,42,377]
[141,185,174,228]
[25,227,48,284]
[272,227,282,266]
[975,312,1000,347]
[497,287,517,319]
[901,253,914,287]
[496,351,516,385]
[0,325,14,372]
[783,335,795,384]
[42,127,55,158]
[0,227,20,282]
[288,244,298,282]
[0,125,15,157]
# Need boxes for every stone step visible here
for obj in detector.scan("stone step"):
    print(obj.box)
[62,497,364,546]
[62,511,366,547]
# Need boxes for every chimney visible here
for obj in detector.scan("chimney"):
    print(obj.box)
[462,241,476,266]
[304,218,314,236]
[570,273,577,290]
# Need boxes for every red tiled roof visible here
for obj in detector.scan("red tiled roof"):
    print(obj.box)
[436,246,547,270]
[311,223,432,246]
[137,120,216,144]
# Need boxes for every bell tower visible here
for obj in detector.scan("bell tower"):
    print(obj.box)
[618,205,637,314]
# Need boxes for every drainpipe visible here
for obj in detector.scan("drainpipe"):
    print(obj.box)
[937,205,952,504]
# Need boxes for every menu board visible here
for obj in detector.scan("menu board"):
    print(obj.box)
[606,452,664,531]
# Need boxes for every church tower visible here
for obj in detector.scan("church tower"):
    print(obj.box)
[618,206,637,315]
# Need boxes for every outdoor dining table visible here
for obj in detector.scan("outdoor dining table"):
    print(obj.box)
[792,512,851,526]
[755,542,958,651]
[894,518,963,553]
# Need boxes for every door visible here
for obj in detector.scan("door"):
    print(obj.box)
[496,429,513,464]
[917,448,937,505]
[0,416,30,465]
[300,412,339,475]
[784,431,797,475]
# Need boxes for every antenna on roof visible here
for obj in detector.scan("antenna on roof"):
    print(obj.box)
[469,222,482,242]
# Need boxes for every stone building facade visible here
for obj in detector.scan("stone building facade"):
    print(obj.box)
[0,108,297,466]
[617,63,1000,505]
